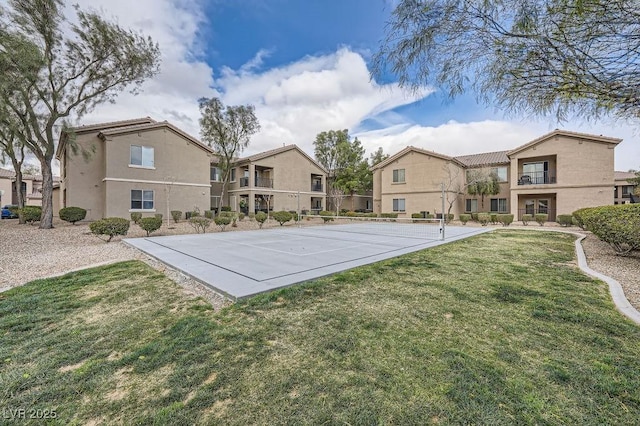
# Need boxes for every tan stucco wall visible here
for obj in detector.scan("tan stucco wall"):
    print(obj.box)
[509,134,616,217]
[0,178,12,206]
[463,167,511,213]
[376,152,465,217]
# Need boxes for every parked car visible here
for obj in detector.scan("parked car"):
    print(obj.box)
[1,205,18,219]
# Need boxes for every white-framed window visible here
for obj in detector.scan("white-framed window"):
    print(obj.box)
[211,167,220,182]
[130,145,154,168]
[392,169,405,183]
[466,199,478,213]
[230,168,236,182]
[490,198,507,212]
[392,198,405,212]
[491,166,508,182]
[131,190,154,210]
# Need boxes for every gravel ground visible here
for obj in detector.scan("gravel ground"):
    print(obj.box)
[1,218,638,312]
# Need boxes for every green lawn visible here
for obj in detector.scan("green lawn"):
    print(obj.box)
[1,230,639,424]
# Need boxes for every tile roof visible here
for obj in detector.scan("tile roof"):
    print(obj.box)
[68,117,156,133]
[0,168,15,178]
[371,146,465,170]
[236,144,328,174]
[508,129,622,156]
[454,151,510,167]
[615,171,637,181]
[0,168,60,181]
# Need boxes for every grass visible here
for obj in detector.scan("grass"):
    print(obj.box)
[1,230,640,424]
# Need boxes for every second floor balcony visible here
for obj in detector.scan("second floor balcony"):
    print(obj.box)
[517,171,556,185]
[240,176,274,188]
[311,182,323,192]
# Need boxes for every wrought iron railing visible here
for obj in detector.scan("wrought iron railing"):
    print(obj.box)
[517,171,556,185]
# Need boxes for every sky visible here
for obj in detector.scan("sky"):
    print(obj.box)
[58,0,639,171]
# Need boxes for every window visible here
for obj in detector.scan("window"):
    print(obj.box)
[392,169,405,183]
[131,190,154,210]
[490,198,507,212]
[491,166,508,182]
[230,168,236,182]
[130,145,154,168]
[523,161,548,184]
[622,186,633,197]
[210,167,220,181]
[465,199,478,213]
[392,198,405,212]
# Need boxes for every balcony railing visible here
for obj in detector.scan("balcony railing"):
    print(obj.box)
[517,171,556,185]
[240,177,273,188]
[311,182,323,192]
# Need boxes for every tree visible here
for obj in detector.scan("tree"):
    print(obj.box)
[628,170,640,197]
[0,122,27,222]
[0,0,160,228]
[441,163,466,217]
[467,170,500,209]
[314,130,370,211]
[369,147,389,167]
[373,0,640,122]
[199,97,260,208]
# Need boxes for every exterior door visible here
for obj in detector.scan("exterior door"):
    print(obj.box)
[525,200,535,215]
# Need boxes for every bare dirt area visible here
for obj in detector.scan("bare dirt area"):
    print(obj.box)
[1,217,639,313]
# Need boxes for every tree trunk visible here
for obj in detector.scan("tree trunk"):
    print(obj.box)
[9,157,26,224]
[39,156,54,229]
[350,192,355,211]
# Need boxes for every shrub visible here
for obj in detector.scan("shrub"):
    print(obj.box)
[582,204,640,255]
[288,210,299,222]
[535,213,548,226]
[521,214,532,225]
[380,213,399,219]
[496,214,514,226]
[272,210,293,226]
[345,211,358,217]
[557,214,574,227]
[572,207,591,230]
[89,217,129,242]
[470,212,479,221]
[255,211,268,228]
[319,210,335,223]
[477,213,490,226]
[171,210,182,223]
[445,213,454,223]
[214,216,231,231]
[154,213,163,221]
[411,213,422,221]
[490,213,498,224]
[22,206,42,224]
[59,207,86,225]
[219,211,235,218]
[189,216,211,233]
[459,214,471,225]
[204,210,214,219]
[130,212,142,224]
[238,212,245,221]
[425,213,435,219]
[139,217,162,236]
[248,212,256,221]
[221,206,231,212]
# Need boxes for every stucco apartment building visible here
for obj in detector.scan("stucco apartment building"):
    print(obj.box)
[614,171,639,204]
[372,130,624,220]
[0,168,60,210]
[56,118,214,220]
[211,145,327,214]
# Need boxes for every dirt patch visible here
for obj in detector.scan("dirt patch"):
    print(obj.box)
[58,360,86,373]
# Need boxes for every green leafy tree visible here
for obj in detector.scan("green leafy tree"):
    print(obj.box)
[373,0,640,122]
[0,0,160,229]
[628,170,640,196]
[199,97,260,208]
[0,122,27,222]
[467,170,500,209]
[369,147,389,167]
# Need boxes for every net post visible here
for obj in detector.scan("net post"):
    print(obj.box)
[441,182,446,240]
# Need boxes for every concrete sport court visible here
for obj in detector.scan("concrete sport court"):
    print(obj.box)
[125,221,490,300]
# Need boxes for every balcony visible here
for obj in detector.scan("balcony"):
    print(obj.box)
[311,182,323,192]
[239,177,273,188]
[517,171,556,185]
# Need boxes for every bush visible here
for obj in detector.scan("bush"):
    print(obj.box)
[139,217,162,236]
[218,211,235,218]
[189,216,211,233]
[214,216,231,231]
[459,214,471,225]
[22,206,42,224]
[248,212,256,221]
[319,210,335,223]
[490,213,498,224]
[582,204,640,255]
[535,213,548,226]
[496,214,514,226]
[288,210,299,222]
[445,213,454,223]
[171,210,182,223]
[557,214,574,227]
[521,214,533,225]
[477,213,490,226]
[572,208,591,230]
[272,210,293,226]
[255,211,268,228]
[470,212,479,221]
[345,211,358,217]
[380,213,398,219]
[221,206,231,212]
[204,210,214,219]
[130,212,142,224]
[238,212,245,221]
[59,207,86,224]
[154,213,163,220]
[89,217,129,242]
[425,213,435,219]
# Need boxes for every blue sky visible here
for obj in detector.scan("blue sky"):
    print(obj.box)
[71,0,638,171]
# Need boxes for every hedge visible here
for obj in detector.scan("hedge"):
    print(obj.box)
[571,208,591,230]
[556,214,574,227]
[89,217,129,242]
[521,214,532,225]
[582,204,640,255]
[130,212,142,224]
[535,213,548,226]
[477,213,490,226]
[22,206,42,224]
[496,214,514,226]
[459,214,471,225]
[318,210,335,223]
[59,207,86,224]
[139,217,162,236]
